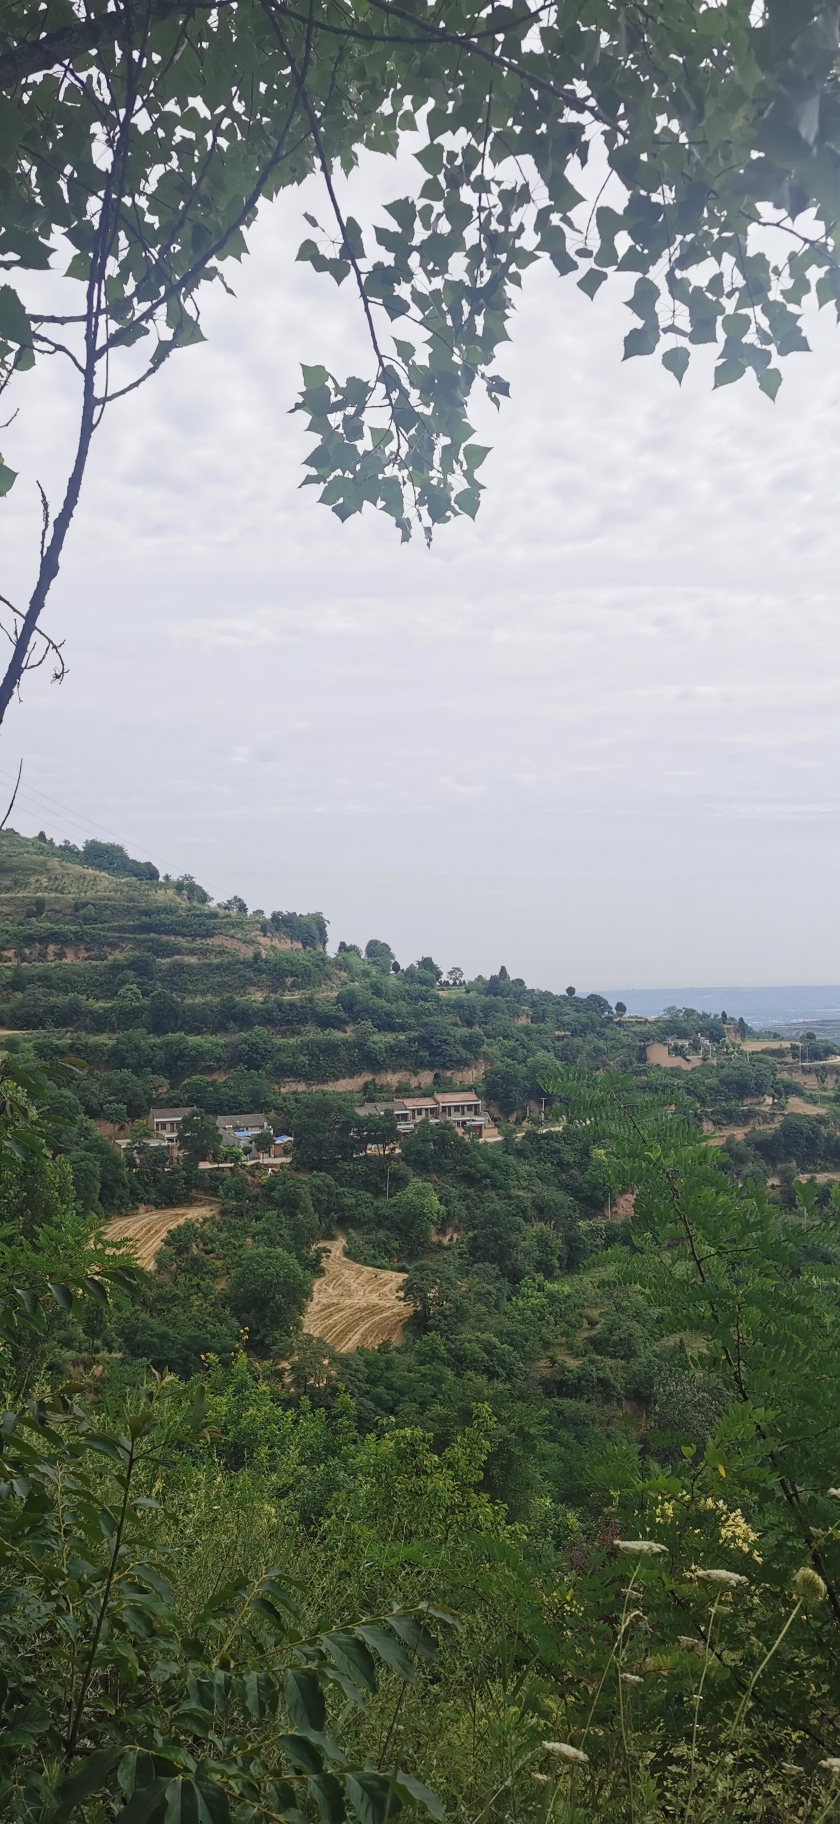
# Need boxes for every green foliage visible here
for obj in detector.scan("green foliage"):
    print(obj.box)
[386,1181,441,1252]
[0,1373,448,1824]
[2,1,840,556]
[178,1110,223,1168]
[227,1248,312,1351]
[9,967,840,1819]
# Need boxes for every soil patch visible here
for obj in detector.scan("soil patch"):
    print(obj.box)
[106,1201,217,1270]
[305,1235,406,1352]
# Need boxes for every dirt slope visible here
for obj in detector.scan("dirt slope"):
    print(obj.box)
[106,1202,217,1269]
[106,1212,405,1349]
[305,1236,406,1352]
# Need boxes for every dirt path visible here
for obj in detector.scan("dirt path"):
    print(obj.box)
[106,1202,217,1270]
[305,1236,406,1352]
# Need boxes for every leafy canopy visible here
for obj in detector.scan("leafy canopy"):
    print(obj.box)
[1,1,839,544]
[2,0,839,719]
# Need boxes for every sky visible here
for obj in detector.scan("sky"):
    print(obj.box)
[3,154,840,993]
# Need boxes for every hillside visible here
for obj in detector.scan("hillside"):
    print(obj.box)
[6,834,840,1817]
[0,827,643,1120]
[5,824,840,1232]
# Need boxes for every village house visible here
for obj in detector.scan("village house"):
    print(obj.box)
[357,1091,498,1141]
[215,1113,271,1155]
[149,1107,194,1143]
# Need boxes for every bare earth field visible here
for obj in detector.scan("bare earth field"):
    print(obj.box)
[305,1237,406,1352]
[106,1202,217,1269]
[106,1213,407,1351]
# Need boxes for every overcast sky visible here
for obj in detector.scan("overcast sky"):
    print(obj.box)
[3,156,840,993]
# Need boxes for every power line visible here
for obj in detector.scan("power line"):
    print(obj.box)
[0,764,165,871]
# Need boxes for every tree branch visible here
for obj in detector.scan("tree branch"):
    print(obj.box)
[0,0,232,93]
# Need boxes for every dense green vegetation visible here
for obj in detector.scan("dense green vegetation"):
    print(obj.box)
[5,830,840,1821]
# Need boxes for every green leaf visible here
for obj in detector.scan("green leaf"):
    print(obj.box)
[308,1774,346,1824]
[0,1699,50,1746]
[193,1780,231,1824]
[662,347,690,385]
[0,284,31,345]
[627,277,660,321]
[278,1735,324,1776]
[54,1745,124,1821]
[759,366,782,399]
[324,1633,377,1694]
[133,1562,174,1603]
[160,1778,231,1824]
[268,1781,303,1823]
[47,1282,74,1312]
[256,1574,300,1615]
[0,100,26,168]
[346,1775,399,1824]
[342,217,365,261]
[86,1435,127,1466]
[82,1275,109,1304]
[107,1268,140,1292]
[354,1624,414,1681]
[118,1753,166,1802]
[415,143,444,176]
[713,358,745,388]
[383,198,416,233]
[0,463,17,497]
[623,322,659,359]
[173,316,205,349]
[578,268,607,300]
[393,1774,444,1820]
[284,1668,326,1733]
[387,1616,437,1661]
[301,365,330,389]
[250,1595,291,1631]
[243,1668,276,1719]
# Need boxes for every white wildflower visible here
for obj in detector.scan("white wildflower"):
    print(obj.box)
[542,1742,589,1764]
[827,1489,840,1499]
[532,1773,549,1785]
[620,1674,643,1685]
[694,1568,748,1587]
[793,1566,827,1603]
[819,1759,840,1774]
[616,1540,668,1556]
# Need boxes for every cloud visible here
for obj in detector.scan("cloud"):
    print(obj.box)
[4,159,840,985]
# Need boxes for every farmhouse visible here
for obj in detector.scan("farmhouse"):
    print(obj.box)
[357,1091,492,1138]
[149,1106,194,1141]
[215,1113,269,1154]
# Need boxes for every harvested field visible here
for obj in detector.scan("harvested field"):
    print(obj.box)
[305,1236,406,1352]
[106,1202,217,1270]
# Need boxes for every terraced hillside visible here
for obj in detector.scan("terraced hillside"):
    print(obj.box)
[7,826,817,1229]
[0,830,641,1131]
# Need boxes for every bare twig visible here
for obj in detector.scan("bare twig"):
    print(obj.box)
[0,757,22,829]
